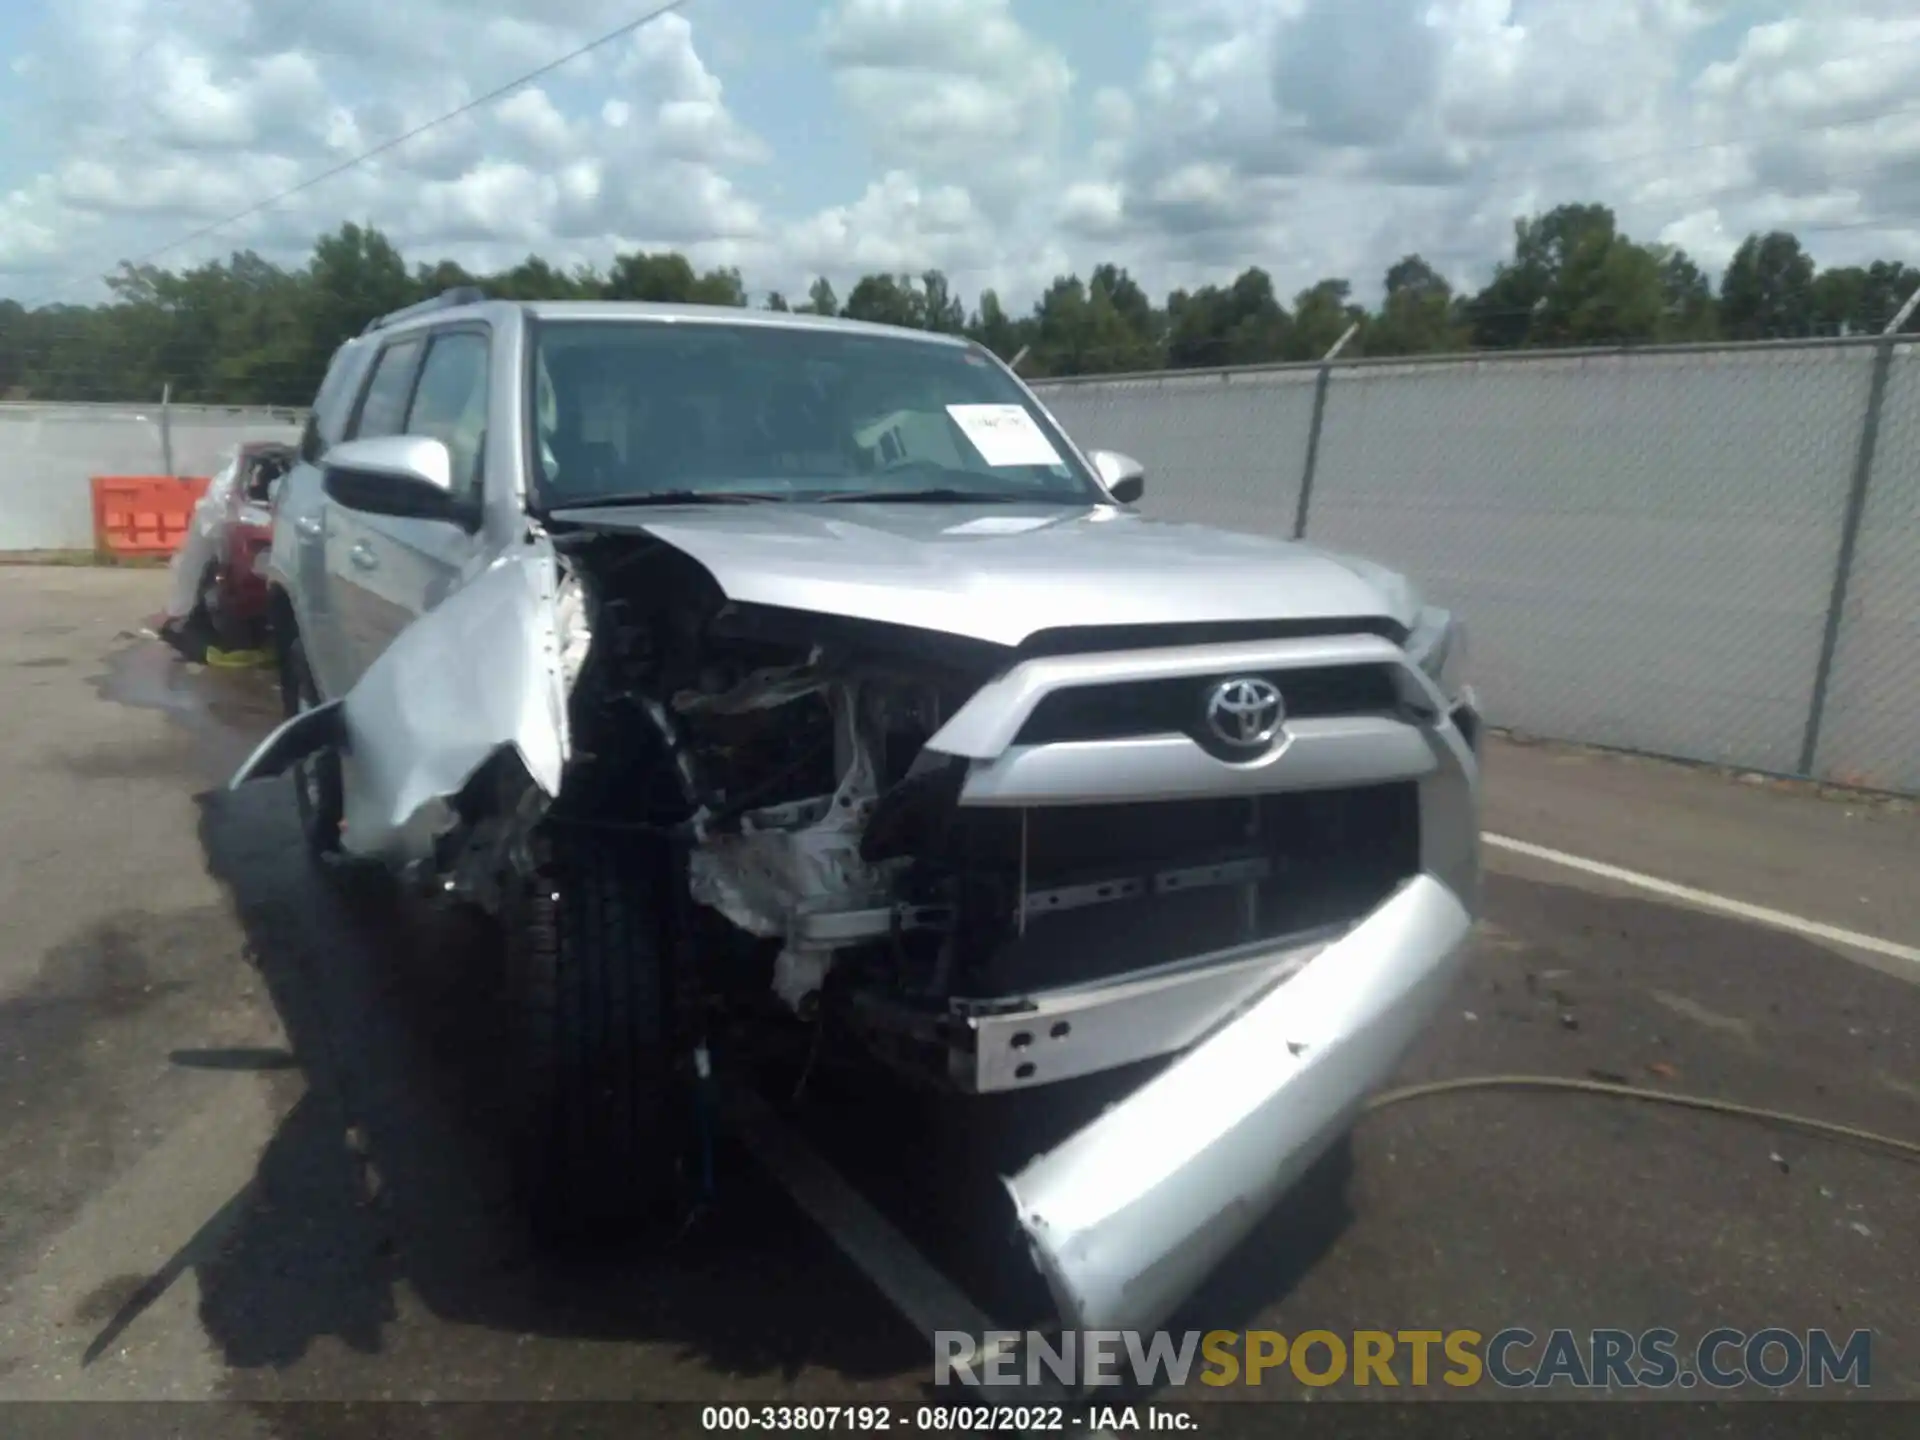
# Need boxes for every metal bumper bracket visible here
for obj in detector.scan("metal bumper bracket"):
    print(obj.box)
[962,932,1327,1092]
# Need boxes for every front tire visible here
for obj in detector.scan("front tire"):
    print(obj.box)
[278,631,345,858]
[503,829,683,1242]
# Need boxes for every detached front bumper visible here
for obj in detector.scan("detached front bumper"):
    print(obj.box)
[1003,871,1473,1337]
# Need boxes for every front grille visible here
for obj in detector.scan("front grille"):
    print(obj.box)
[945,782,1421,997]
[1014,664,1402,746]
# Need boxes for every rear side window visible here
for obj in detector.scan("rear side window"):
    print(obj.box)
[351,337,425,440]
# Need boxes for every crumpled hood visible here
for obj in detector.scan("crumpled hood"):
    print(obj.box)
[548,501,1419,648]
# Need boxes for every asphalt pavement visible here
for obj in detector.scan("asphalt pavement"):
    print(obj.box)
[1,565,1916,1428]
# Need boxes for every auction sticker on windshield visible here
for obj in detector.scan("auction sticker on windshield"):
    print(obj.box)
[946,404,1064,467]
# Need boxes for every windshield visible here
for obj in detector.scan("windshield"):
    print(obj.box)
[527,319,1103,508]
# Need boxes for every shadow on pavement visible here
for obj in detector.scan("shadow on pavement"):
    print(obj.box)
[60,638,1368,1402]
[768,1042,1358,1344]
[76,772,926,1397]
[53,636,1920,1412]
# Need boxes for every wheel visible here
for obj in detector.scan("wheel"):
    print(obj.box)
[278,631,345,858]
[502,828,684,1242]
[163,564,220,664]
[199,566,262,652]
[196,564,236,651]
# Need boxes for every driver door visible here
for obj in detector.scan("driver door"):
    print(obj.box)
[327,333,424,688]
[341,325,492,678]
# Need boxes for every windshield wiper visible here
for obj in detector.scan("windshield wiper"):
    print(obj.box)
[560,489,788,507]
[812,487,1044,505]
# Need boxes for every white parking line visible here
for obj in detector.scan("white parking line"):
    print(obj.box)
[1484,832,1920,967]
[723,1084,1101,1432]
[722,1082,1001,1342]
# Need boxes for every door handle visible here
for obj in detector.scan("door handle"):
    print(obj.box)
[295,515,322,538]
[349,542,378,571]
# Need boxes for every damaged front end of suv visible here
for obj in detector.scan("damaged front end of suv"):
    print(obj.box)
[232,298,1480,1341]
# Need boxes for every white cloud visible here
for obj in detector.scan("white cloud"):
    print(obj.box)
[815,0,1073,219]
[785,169,988,279]
[1058,181,1126,239]
[0,0,772,287]
[494,89,579,162]
[1070,0,1920,302]
[3,0,1920,315]
[617,12,769,166]
[0,182,64,275]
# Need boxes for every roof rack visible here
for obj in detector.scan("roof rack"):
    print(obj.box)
[361,285,488,336]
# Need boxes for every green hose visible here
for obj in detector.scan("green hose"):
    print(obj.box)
[1363,1073,1920,1159]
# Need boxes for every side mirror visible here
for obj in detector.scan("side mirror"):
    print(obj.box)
[322,436,465,523]
[1088,448,1146,505]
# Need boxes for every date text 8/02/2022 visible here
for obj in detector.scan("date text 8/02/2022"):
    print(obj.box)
[700,1406,1192,1431]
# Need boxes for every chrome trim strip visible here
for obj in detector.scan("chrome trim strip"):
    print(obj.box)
[956,715,1440,807]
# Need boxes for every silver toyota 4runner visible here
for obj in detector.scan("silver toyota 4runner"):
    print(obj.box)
[232,288,1482,1338]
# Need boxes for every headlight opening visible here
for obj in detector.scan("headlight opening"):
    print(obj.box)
[1407,607,1478,746]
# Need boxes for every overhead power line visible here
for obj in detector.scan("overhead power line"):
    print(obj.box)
[19,0,695,308]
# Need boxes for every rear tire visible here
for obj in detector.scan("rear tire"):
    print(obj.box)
[196,564,240,652]
[503,828,683,1243]
[164,563,220,664]
[278,631,345,858]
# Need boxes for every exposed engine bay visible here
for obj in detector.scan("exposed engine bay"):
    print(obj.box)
[536,531,1425,1094]
[549,536,997,1019]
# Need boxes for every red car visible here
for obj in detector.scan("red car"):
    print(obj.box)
[161,440,296,655]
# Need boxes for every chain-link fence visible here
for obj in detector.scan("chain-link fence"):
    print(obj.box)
[1035,337,1920,795]
[1029,368,1322,539]
[0,402,305,550]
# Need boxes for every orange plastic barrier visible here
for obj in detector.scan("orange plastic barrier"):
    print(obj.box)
[90,475,210,557]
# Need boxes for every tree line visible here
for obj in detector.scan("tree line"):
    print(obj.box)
[2,200,1916,407]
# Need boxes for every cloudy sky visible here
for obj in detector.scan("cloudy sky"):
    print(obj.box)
[2,0,1919,313]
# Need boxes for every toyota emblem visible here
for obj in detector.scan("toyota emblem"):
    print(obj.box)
[1203,677,1285,750]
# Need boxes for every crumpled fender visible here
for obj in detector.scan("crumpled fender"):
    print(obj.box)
[231,549,572,861]
[337,549,571,858]
[230,700,343,784]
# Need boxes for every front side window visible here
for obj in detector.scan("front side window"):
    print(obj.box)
[526,321,1100,507]
[301,342,373,462]
[405,330,489,503]
[352,336,424,440]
